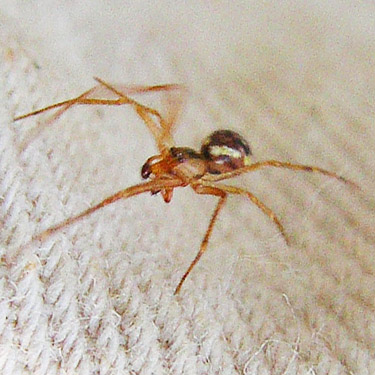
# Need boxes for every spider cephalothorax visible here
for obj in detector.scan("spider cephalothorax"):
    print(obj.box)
[141,147,205,182]
[15,77,359,294]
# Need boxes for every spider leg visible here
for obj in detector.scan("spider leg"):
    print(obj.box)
[199,181,290,245]
[91,79,184,99]
[26,178,182,246]
[16,87,98,148]
[174,185,227,294]
[93,77,185,152]
[204,160,359,190]
[14,85,163,146]
[13,86,97,121]
[92,77,186,132]
[14,78,179,153]
[159,83,187,138]
[13,80,171,122]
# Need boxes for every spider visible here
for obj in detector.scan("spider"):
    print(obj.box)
[14,77,359,294]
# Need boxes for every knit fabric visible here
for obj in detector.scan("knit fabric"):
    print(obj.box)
[1,2,375,374]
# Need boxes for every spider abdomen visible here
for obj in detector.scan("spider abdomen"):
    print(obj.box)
[201,130,252,174]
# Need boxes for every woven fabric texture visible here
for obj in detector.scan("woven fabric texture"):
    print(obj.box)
[1,2,375,374]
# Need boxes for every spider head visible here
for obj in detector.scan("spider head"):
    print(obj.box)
[201,130,252,174]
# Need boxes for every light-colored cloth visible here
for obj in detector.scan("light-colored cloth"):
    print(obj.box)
[1,2,375,374]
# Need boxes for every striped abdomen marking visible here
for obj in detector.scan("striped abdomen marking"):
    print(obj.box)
[201,130,252,174]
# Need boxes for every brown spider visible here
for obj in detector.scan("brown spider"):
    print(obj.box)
[14,77,359,294]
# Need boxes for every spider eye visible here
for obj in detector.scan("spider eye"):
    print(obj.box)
[201,130,252,174]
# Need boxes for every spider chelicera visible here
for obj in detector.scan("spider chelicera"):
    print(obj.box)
[14,77,359,294]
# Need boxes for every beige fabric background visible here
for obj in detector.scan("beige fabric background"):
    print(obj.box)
[1,1,375,374]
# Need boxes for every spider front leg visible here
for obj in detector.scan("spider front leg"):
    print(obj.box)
[14,81,151,148]
[174,185,227,294]
[17,179,183,255]
[15,86,100,148]
[94,77,186,152]
[14,78,184,153]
